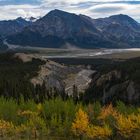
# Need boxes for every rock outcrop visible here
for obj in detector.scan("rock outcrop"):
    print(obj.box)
[32,59,95,95]
[86,70,140,104]
[15,53,95,95]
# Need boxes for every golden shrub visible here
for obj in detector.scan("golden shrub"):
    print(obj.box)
[15,124,30,137]
[0,120,15,136]
[98,104,118,120]
[115,114,140,138]
[18,110,37,117]
[71,108,89,137]
[17,109,48,138]
[86,124,112,139]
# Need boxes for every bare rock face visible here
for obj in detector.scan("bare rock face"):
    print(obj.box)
[102,80,129,104]
[64,69,96,96]
[87,70,140,104]
[126,81,140,103]
[33,60,95,95]
[127,81,135,102]
[96,70,121,87]
[14,53,35,62]
[17,53,95,95]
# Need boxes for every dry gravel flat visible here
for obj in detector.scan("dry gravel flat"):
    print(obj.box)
[93,51,140,59]
[34,48,140,59]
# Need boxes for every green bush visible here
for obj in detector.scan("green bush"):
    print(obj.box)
[0,97,18,124]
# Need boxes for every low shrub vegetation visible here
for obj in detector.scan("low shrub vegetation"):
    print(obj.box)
[0,97,139,139]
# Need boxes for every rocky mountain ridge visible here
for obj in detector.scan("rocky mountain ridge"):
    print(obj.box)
[0,17,32,37]
[5,9,140,49]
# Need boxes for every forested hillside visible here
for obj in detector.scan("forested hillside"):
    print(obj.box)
[0,53,139,139]
[85,57,140,105]
[0,53,139,105]
[0,53,46,102]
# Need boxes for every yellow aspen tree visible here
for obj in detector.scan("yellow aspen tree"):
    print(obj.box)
[115,114,139,138]
[98,104,118,120]
[71,108,89,138]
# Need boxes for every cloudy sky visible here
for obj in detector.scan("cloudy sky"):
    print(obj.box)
[0,0,140,22]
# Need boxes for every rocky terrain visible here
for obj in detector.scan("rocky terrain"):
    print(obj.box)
[15,53,95,95]
[6,9,140,49]
[92,70,139,104]
[0,17,34,51]
[0,17,32,37]
[84,57,140,105]
[1,52,139,105]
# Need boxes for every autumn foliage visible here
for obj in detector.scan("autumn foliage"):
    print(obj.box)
[72,108,112,139]
[72,108,89,137]
[72,104,140,140]
[115,113,140,138]
[0,98,140,139]
[86,125,112,139]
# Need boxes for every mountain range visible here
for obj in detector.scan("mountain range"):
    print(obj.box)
[1,9,140,49]
[0,17,32,37]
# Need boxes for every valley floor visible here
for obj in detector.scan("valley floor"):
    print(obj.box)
[14,48,140,60]
[4,40,140,59]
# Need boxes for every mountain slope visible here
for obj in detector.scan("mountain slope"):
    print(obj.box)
[84,57,140,104]
[6,10,140,48]
[7,10,116,48]
[0,36,8,51]
[0,17,31,36]
[92,14,140,47]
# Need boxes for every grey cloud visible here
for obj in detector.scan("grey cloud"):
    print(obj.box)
[91,6,125,13]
